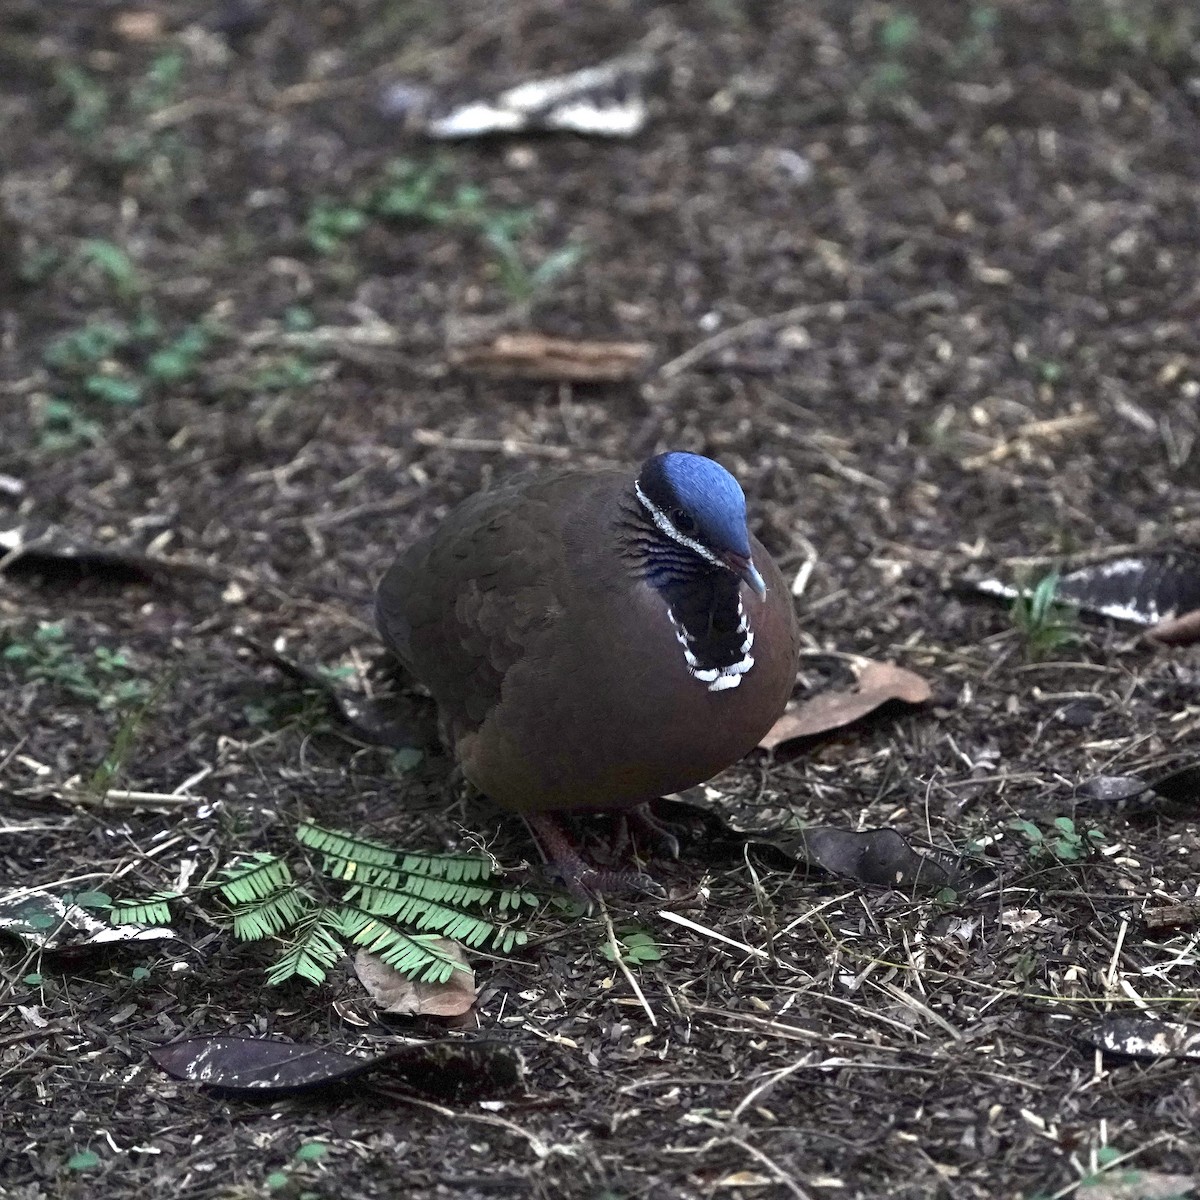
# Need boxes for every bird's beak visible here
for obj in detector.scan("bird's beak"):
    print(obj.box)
[724,551,767,599]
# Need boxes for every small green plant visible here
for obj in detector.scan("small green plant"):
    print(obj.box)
[371,159,533,239]
[1009,816,1105,862]
[113,822,538,987]
[37,315,217,451]
[949,6,999,69]
[868,9,920,92]
[252,353,316,391]
[601,927,663,967]
[54,65,109,135]
[78,239,140,299]
[485,231,585,306]
[2,623,152,710]
[129,50,185,113]
[1010,571,1079,660]
[306,201,369,254]
[35,398,103,453]
[146,323,210,383]
[66,1150,100,1173]
[266,1141,328,1195]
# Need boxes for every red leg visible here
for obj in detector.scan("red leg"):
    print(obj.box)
[625,802,682,860]
[523,812,664,903]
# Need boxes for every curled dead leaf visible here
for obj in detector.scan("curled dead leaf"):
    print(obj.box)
[759,658,932,750]
[355,941,476,1018]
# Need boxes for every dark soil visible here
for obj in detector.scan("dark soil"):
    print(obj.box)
[2,2,1200,1197]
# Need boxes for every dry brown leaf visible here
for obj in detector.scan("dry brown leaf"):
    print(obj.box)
[1148,607,1200,646]
[354,941,476,1017]
[759,659,932,750]
[448,333,653,381]
[112,10,164,41]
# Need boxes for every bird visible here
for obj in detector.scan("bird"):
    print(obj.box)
[375,451,799,896]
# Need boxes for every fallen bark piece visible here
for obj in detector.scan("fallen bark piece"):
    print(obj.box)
[1142,901,1200,931]
[448,334,654,382]
[355,941,476,1017]
[759,658,932,750]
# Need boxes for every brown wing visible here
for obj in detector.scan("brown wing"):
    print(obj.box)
[374,468,620,747]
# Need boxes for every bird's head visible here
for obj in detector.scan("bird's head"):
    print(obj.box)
[634,452,766,597]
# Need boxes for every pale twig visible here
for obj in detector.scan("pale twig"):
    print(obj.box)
[412,430,573,459]
[657,909,769,960]
[731,1056,817,1121]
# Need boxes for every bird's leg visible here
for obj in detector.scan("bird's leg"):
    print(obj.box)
[523,812,664,902]
[623,802,682,861]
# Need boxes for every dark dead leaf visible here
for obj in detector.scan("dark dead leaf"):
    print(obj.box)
[653,798,981,894]
[375,1041,524,1103]
[1078,1017,1200,1062]
[1075,775,1151,804]
[355,942,476,1017]
[974,552,1200,628]
[150,1037,372,1094]
[0,524,203,590]
[150,1035,523,1102]
[1147,763,1200,808]
[773,826,963,892]
[448,333,653,382]
[759,658,932,750]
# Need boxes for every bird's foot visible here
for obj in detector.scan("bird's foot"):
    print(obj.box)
[524,813,665,905]
[613,802,682,861]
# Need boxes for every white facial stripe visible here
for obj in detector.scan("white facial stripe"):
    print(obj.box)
[665,596,756,691]
[635,482,725,570]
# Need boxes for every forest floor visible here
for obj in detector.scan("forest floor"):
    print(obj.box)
[2,2,1199,1198]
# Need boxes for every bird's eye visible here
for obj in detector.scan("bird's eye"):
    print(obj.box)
[673,509,698,535]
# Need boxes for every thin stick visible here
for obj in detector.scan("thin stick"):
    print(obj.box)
[657,909,769,960]
[599,897,657,1028]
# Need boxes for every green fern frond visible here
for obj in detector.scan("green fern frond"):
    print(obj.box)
[497,888,540,912]
[335,908,463,983]
[229,886,309,941]
[215,853,292,905]
[295,822,397,869]
[319,852,403,888]
[109,891,178,926]
[492,926,529,953]
[389,872,496,908]
[265,909,345,986]
[400,851,492,882]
